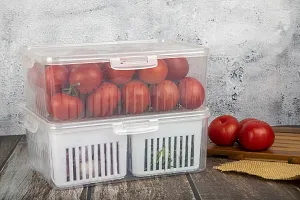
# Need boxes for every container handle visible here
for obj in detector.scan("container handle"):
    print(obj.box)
[24,115,38,133]
[113,119,159,135]
[110,55,158,70]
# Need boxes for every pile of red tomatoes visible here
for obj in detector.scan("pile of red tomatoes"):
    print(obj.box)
[27,58,205,121]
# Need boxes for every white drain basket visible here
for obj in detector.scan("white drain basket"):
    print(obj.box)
[24,110,128,188]
[24,107,210,187]
[129,108,210,177]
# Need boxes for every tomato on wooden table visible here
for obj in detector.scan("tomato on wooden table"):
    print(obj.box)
[238,120,275,151]
[239,118,258,129]
[208,115,240,146]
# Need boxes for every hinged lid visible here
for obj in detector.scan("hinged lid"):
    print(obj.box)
[20,39,208,67]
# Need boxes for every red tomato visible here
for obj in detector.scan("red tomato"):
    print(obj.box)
[164,58,189,81]
[50,93,83,120]
[69,63,103,94]
[208,115,239,146]
[27,63,45,88]
[121,80,150,114]
[104,63,135,85]
[137,60,168,84]
[151,80,179,111]
[178,77,205,109]
[45,65,69,95]
[238,118,258,133]
[87,82,121,117]
[238,120,275,151]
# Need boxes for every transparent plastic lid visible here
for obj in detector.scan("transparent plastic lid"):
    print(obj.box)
[20,39,209,66]
[23,106,210,133]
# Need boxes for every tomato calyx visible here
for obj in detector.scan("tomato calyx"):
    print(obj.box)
[62,83,80,97]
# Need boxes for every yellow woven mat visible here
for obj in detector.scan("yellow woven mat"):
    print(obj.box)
[214,160,300,180]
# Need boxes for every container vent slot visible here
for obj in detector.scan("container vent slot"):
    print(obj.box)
[65,142,121,182]
[143,134,195,172]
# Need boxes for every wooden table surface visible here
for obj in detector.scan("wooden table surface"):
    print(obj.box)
[0,135,299,200]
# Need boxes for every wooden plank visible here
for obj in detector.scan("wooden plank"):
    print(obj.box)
[274,132,300,137]
[190,157,300,200]
[273,140,300,145]
[0,140,87,200]
[91,175,195,200]
[269,146,300,151]
[208,143,300,155]
[208,144,300,164]
[207,130,300,164]
[271,143,300,149]
[0,135,22,169]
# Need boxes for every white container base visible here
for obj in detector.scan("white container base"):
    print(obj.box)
[130,109,209,177]
[24,107,209,188]
[25,113,127,188]
[51,132,127,187]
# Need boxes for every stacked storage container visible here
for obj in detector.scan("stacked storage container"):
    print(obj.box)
[21,39,210,188]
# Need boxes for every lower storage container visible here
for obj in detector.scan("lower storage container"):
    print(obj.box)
[24,111,128,188]
[23,107,210,188]
[129,110,209,176]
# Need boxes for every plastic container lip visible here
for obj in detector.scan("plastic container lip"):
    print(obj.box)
[20,39,209,66]
[23,106,210,131]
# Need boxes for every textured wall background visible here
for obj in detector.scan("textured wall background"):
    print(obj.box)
[0,0,300,135]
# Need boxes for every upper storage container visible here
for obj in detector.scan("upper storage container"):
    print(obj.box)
[21,39,209,122]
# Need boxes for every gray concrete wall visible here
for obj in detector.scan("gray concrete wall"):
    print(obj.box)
[0,0,300,135]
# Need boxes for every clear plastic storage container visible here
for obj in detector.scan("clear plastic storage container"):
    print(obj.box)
[20,39,210,188]
[24,107,210,188]
[21,39,208,122]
